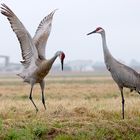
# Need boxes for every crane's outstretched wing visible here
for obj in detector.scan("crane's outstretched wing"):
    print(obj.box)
[33,9,57,59]
[1,3,38,69]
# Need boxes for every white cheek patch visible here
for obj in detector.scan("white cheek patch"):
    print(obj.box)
[59,54,61,60]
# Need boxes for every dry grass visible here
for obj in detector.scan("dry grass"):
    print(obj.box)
[0,74,140,139]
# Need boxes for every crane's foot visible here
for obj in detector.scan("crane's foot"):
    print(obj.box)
[29,96,39,113]
[43,103,46,110]
[36,108,39,113]
[122,113,124,119]
[122,99,125,119]
[42,98,46,110]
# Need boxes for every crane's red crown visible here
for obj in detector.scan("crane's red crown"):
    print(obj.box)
[87,27,103,35]
[96,27,103,31]
[61,52,65,60]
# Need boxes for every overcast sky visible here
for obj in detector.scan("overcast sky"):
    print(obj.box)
[1,0,140,64]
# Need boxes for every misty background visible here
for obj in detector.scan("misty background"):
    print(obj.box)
[0,0,140,73]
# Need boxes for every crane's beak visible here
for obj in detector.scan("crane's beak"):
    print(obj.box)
[87,30,96,35]
[60,52,65,71]
[61,59,64,71]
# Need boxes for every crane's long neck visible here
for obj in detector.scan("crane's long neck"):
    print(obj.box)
[43,54,59,71]
[49,54,58,64]
[33,54,58,82]
[40,53,58,74]
[101,32,113,62]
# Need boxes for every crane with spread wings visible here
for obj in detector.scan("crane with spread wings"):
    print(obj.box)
[1,3,65,112]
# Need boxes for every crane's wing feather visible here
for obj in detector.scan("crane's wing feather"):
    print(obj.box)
[110,59,140,87]
[33,9,57,59]
[1,4,38,69]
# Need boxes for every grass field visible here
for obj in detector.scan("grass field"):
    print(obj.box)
[0,73,140,140]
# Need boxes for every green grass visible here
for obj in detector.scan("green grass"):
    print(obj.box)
[54,134,73,140]
[5,128,33,140]
[0,117,140,140]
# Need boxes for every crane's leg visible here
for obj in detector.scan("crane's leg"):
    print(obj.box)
[29,84,38,112]
[40,80,46,110]
[120,87,125,119]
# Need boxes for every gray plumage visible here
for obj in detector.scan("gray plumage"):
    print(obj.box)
[87,27,140,119]
[1,4,65,112]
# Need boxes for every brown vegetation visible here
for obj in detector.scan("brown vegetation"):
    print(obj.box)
[0,74,140,139]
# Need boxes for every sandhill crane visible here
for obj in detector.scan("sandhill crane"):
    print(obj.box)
[1,4,65,112]
[87,27,140,119]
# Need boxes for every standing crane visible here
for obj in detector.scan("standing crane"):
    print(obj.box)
[87,27,140,119]
[1,4,65,112]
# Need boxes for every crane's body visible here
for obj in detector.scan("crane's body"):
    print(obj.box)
[87,27,140,119]
[19,53,59,84]
[101,30,140,91]
[1,4,65,112]
[109,59,140,91]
